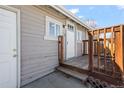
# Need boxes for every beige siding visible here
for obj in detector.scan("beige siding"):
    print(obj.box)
[10,5,89,86]
[76,24,88,56]
[11,5,65,86]
[76,43,82,56]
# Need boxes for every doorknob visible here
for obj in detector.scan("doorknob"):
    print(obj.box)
[13,49,17,52]
[13,54,17,57]
[12,49,17,57]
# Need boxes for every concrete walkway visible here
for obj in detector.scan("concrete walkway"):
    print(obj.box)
[22,71,86,88]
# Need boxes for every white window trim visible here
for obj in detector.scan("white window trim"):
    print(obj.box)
[44,16,62,41]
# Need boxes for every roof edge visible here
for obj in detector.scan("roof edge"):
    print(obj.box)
[50,5,93,30]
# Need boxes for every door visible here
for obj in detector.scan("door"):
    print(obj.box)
[0,8,17,88]
[66,25,75,59]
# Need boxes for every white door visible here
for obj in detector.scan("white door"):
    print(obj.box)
[66,29,75,59]
[0,8,17,88]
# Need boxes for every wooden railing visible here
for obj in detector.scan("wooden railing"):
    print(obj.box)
[58,36,64,64]
[88,25,124,81]
[58,25,124,85]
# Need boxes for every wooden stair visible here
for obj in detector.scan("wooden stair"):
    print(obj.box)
[57,66,88,81]
[56,66,124,87]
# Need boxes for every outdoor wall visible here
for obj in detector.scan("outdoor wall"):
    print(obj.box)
[76,24,88,56]
[11,5,66,86]
[10,5,89,86]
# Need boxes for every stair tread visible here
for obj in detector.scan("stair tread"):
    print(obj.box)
[57,66,88,80]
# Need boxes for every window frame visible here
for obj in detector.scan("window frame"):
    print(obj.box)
[44,16,62,41]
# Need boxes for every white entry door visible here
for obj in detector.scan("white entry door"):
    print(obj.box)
[0,8,17,88]
[66,27,75,59]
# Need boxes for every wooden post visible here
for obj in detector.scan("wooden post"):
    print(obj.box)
[88,32,93,72]
[122,25,124,75]
[58,36,64,64]
[94,41,97,56]
[97,30,100,71]
[120,25,124,80]
[83,41,85,55]
[104,28,107,71]
[111,27,115,77]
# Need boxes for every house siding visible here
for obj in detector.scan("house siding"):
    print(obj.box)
[10,5,89,86]
[11,5,65,86]
[76,25,88,56]
[76,43,82,57]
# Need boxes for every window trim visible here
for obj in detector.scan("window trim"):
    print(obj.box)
[44,16,62,41]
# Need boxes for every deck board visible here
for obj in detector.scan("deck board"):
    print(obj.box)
[65,55,89,70]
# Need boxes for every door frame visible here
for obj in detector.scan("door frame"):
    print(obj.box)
[65,20,76,60]
[0,6,21,88]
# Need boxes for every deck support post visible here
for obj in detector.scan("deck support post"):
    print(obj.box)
[120,25,124,81]
[88,32,93,72]
[104,28,107,71]
[83,41,86,55]
[111,27,115,77]
[58,36,64,64]
[97,30,100,71]
[122,25,124,75]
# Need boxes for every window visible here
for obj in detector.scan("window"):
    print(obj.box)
[48,22,61,37]
[68,24,74,31]
[56,24,60,36]
[49,22,55,37]
[44,16,62,40]
[77,31,82,41]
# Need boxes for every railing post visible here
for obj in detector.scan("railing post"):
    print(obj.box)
[120,25,124,81]
[58,36,64,64]
[82,40,86,55]
[83,40,85,55]
[88,32,93,72]
[111,27,115,77]
[97,30,100,71]
[122,25,124,76]
[104,28,107,72]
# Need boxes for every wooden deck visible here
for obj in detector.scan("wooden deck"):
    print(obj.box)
[64,55,97,70]
[58,25,124,86]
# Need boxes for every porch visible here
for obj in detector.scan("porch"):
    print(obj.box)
[64,55,98,70]
[58,25,124,87]
[65,56,89,70]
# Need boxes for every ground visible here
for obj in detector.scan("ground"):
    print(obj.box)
[22,71,87,88]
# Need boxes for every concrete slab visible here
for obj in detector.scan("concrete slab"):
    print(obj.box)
[22,71,87,88]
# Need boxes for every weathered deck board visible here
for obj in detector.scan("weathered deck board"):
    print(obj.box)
[57,67,88,81]
[65,56,89,70]
[64,55,97,70]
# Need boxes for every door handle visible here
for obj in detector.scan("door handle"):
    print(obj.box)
[13,49,17,52]
[12,49,17,57]
[13,54,17,57]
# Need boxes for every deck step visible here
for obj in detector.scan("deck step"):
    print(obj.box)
[57,66,88,81]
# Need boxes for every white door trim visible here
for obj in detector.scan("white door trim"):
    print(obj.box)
[65,20,76,60]
[0,6,21,88]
